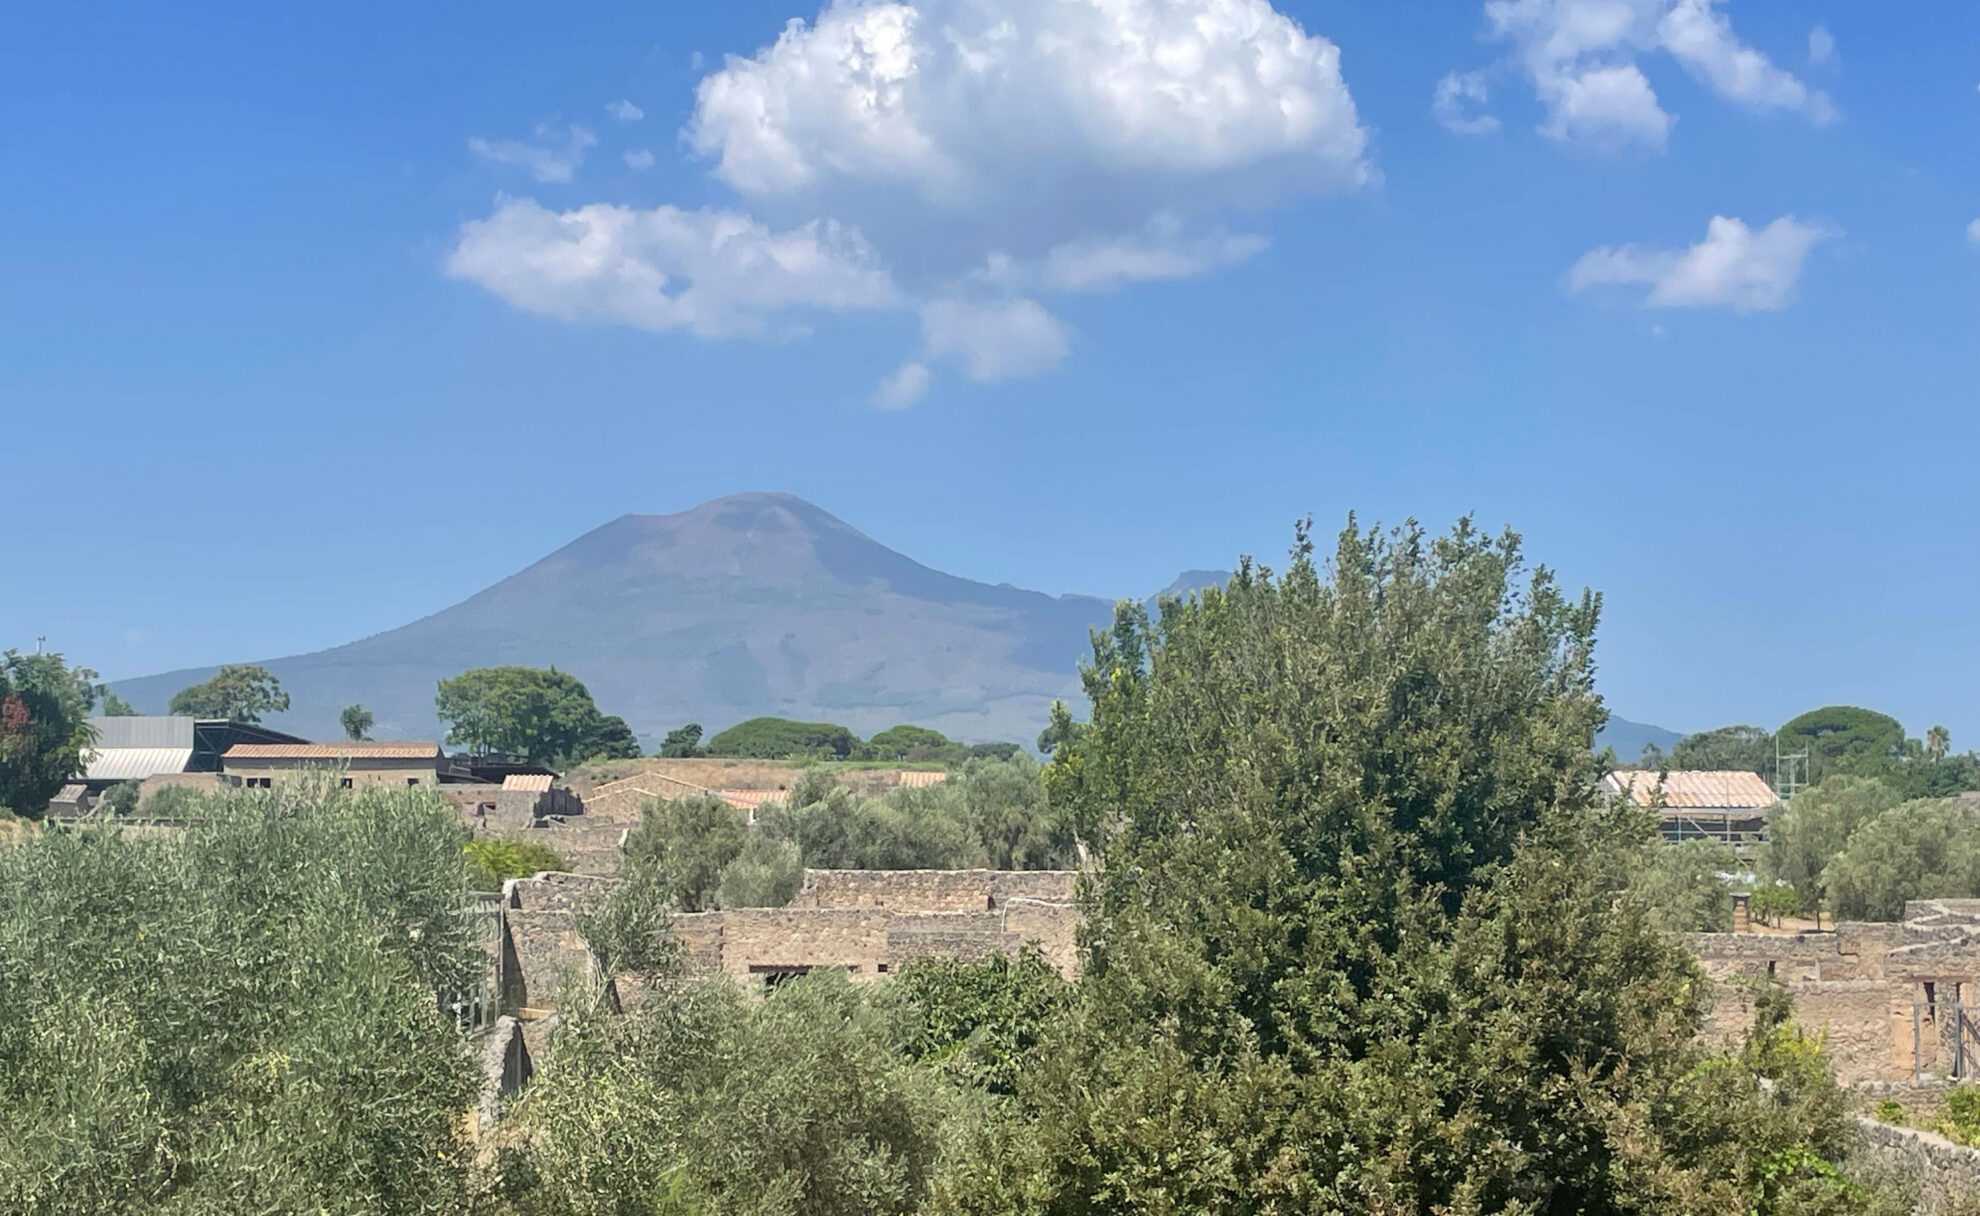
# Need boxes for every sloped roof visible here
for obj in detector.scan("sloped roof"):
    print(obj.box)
[895,770,949,788]
[715,789,776,811]
[502,773,553,793]
[1604,769,1778,810]
[88,716,195,749]
[85,747,196,782]
[224,741,441,761]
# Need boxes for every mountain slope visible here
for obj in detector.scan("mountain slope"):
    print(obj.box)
[1596,716,1686,764]
[111,493,1684,752]
[111,494,1124,744]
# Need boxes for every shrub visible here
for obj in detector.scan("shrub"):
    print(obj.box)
[1826,799,1980,922]
[0,778,480,1213]
[1874,1100,1907,1126]
[624,795,746,912]
[465,836,568,891]
[716,832,803,908]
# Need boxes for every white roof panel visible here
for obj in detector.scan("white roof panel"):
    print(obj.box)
[85,747,195,783]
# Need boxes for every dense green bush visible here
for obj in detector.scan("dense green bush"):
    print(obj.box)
[1765,775,1905,912]
[1633,839,1739,933]
[715,830,804,908]
[889,947,1069,1096]
[465,836,569,891]
[624,795,747,911]
[483,967,958,1216]
[0,779,481,1213]
[1826,799,1980,921]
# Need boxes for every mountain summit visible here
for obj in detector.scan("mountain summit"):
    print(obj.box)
[112,494,1128,744]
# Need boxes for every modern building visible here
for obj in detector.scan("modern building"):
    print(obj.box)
[221,740,450,789]
[80,715,311,792]
[1600,768,1779,846]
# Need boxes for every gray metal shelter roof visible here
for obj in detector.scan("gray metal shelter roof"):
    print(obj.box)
[89,716,195,749]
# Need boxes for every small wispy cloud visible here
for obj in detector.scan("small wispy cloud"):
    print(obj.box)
[1808,25,1837,67]
[1966,218,1980,246]
[624,148,656,171]
[606,99,644,123]
[1568,214,1836,312]
[1433,70,1500,135]
[467,124,597,184]
[871,361,932,409]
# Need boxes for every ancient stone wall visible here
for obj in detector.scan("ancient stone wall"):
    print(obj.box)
[1854,1117,1980,1214]
[793,868,1078,911]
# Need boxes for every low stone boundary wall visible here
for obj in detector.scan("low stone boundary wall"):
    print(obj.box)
[1855,1116,1980,1213]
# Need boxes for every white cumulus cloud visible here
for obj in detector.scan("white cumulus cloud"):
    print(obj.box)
[607,99,645,122]
[1434,70,1502,134]
[447,199,897,338]
[453,0,1370,403]
[468,124,598,183]
[687,0,1368,259]
[871,361,933,408]
[1456,0,1834,150]
[921,298,1070,381]
[1567,214,1835,312]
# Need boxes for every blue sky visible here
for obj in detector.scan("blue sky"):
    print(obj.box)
[2,0,1975,744]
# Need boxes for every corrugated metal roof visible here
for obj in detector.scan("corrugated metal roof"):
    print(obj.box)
[1604,769,1777,810]
[502,773,553,793]
[224,742,441,761]
[88,716,194,749]
[85,746,195,782]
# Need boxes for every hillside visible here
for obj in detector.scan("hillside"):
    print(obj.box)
[110,493,1681,752]
[111,494,1128,745]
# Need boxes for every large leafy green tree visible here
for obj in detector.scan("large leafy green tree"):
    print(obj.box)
[434,667,635,766]
[961,518,1890,1215]
[340,703,374,741]
[1663,723,1777,776]
[1763,775,1904,913]
[704,716,858,759]
[167,664,290,723]
[0,779,480,1212]
[1825,798,1980,921]
[1778,706,1905,781]
[657,722,704,758]
[0,649,96,819]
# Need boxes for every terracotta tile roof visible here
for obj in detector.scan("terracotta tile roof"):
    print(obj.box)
[1604,769,1777,810]
[715,789,776,811]
[502,773,553,793]
[223,742,442,761]
[895,770,949,788]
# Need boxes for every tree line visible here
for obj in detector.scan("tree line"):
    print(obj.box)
[1644,707,1976,802]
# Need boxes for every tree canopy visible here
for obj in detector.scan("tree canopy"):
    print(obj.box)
[340,703,374,741]
[1660,723,1777,776]
[0,649,96,819]
[434,667,639,766]
[0,778,481,1211]
[657,722,704,758]
[704,716,858,759]
[1779,705,1906,780]
[973,517,1886,1213]
[1825,798,1980,921]
[1763,775,1905,913]
[167,664,290,723]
